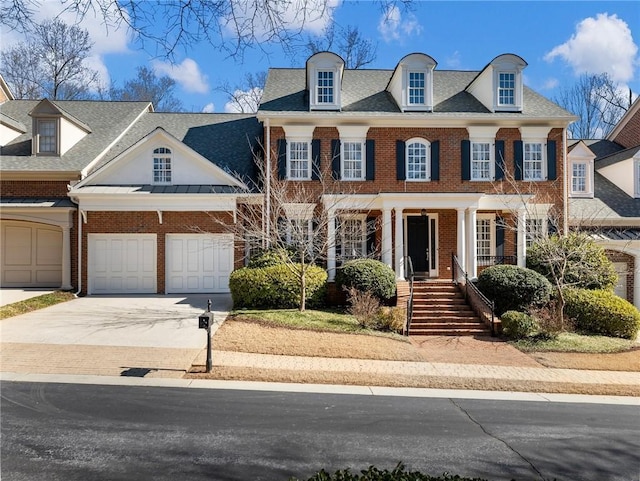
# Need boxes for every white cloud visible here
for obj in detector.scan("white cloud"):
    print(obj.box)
[377,5,422,43]
[224,87,263,113]
[446,51,462,69]
[541,78,560,90]
[545,13,638,83]
[152,58,209,94]
[202,103,216,113]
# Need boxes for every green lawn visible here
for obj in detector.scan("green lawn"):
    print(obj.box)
[511,332,637,353]
[0,291,75,320]
[231,308,362,333]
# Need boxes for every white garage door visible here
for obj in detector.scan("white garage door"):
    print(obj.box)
[88,234,156,294]
[1,220,62,287]
[166,234,233,293]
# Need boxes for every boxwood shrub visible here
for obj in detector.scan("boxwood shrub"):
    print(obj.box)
[335,259,396,302]
[477,265,552,316]
[230,264,327,309]
[563,288,640,339]
[292,463,491,481]
[500,310,538,339]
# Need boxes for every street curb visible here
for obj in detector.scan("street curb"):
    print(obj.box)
[2,372,639,405]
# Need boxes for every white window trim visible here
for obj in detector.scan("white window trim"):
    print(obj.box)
[340,139,366,181]
[522,141,546,181]
[339,213,367,261]
[406,70,428,108]
[286,139,312,180]
[525,216,547,247]
[35,117,59,155]
[152,147,172,185]
[310,67,341,110]
[493,69,523,112]
[470,140,494,181]
[476,214,496,266]
[405,138,431,181]
[570,159,594,198]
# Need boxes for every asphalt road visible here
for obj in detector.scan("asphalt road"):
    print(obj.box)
[1,382,638,481]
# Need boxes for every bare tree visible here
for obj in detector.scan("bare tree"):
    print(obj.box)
[1,0,408,59]
[109,66,184,112]
[555,73,631,139]
[304,24,377,69]
[218,71,266,113]
[1,18,100,99]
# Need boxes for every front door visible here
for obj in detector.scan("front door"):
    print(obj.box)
[407,216,429,274]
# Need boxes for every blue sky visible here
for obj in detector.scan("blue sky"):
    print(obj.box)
[5,1,639,112]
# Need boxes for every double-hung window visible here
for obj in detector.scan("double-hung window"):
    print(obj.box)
[525,218,544,247]
[408,71,425,106]
[37,119,57,154]
[523,142,544,180]
[406,140,429,180]
[288,141,310,179]
[317,70,334,104]
[571,162,588,194]
[476,215,495,266]
[342,141,364,180]
[471,142,492,181]
[339,216,366,261]
[498,72,515,107]
[153,147,172,184]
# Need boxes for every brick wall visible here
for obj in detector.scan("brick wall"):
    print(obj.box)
[1,180,75,198]
[611,109,640,149]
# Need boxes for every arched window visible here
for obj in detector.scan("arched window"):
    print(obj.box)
[406,139,430,181]
[153,147,172,184]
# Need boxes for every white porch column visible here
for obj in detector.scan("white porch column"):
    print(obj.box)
[381,208,392,267]
[465,208,477,278]
[517,208,527,267]
[327,209,337,281]
[394,208,404,279]
[456,208,466,279]
[60,225,72,290]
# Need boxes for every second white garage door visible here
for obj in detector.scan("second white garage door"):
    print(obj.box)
[88,234,157,294]
[166,234,233,293]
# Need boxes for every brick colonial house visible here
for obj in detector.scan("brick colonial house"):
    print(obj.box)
[568,97,640,309]
[1,52,576,306]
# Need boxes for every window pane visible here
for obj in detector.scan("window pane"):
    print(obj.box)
[524,143,543,180]
[341,218,365,260]
[498,72,515,105]
[289,141,309,179]
[343,142,363,179]
[38,120,57,153]
[526,219,543,247]
[572,163,586,192]
[408,72,425,105]
[153,149,172,184]
[476,218,492,265]
[471,142,491,180]
[317,71,334,103]
[407,142,428,180]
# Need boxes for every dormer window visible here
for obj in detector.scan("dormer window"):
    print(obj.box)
[37,118,58,154]
[498,72,516,107]
[567,141,595,198]
[466,54,527,112]
[153,147,172,184]
[408,71,425,105]
[387,53,436,112]
[306,52,344,110]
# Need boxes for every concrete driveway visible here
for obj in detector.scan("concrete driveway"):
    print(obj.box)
[0,294,231,378]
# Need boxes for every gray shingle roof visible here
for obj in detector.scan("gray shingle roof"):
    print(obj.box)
[0,100,151,172]
[569,172,640,220]
[595,145,640,169]
[91,112,262,184]
[259,68,573,118]
[568,139,625,158]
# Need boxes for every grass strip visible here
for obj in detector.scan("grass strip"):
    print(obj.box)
[0,291,75,320]
[511,332,636,353]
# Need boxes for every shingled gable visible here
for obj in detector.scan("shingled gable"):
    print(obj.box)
[72,126,247,191]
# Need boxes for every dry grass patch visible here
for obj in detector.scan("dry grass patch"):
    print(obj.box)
[530,349,640,372]
[214,318,422,361]
[0,291,75,320]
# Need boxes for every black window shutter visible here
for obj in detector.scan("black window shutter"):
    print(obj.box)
[396,140,406,180]
[366,216,376,256]
[546,140,557,180]
[461,139,471,181]
[430,140,440,181]
[495,140,505,180]
[311,139,321,180]
[496,220,505,259]
[514,140,523,181]
[331,139,341,180]
[277,139,287,179]
[365,139,375,180]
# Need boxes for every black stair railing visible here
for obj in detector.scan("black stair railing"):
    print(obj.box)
[451,254,496,336]
[404,256,414,336]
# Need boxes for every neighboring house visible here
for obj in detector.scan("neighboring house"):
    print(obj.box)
[1,52,577,297]
[568,97,640,308]
[257,52,575,285]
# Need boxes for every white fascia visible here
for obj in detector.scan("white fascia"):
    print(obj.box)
[71,193,239,212]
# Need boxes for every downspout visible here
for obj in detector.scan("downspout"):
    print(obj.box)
[265,117,271,247]
[74,206,82,296]
[562,127,568,235]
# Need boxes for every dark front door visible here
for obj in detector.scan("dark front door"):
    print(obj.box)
[407,216,429,274]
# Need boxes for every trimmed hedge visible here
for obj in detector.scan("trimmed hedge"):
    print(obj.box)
[564,288,640,339]
[291,463,491,481]
[230,264,327,309]
[247,247,297,268]
[335,259,396,302]
[477,265,552,316]
[500,311,538,339]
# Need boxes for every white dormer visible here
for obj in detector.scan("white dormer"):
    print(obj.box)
[598,149,640,199]
[568,141,595,198]
[0,113,26,146]
[306,52,344,111]
[466,54,527,112]
[29,99,91,156]
[387,53,437,112]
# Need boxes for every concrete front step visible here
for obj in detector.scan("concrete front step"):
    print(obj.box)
[409,328,490,336]
[410,321,486,329]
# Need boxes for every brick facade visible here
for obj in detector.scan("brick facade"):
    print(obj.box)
[605,249,635,302]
